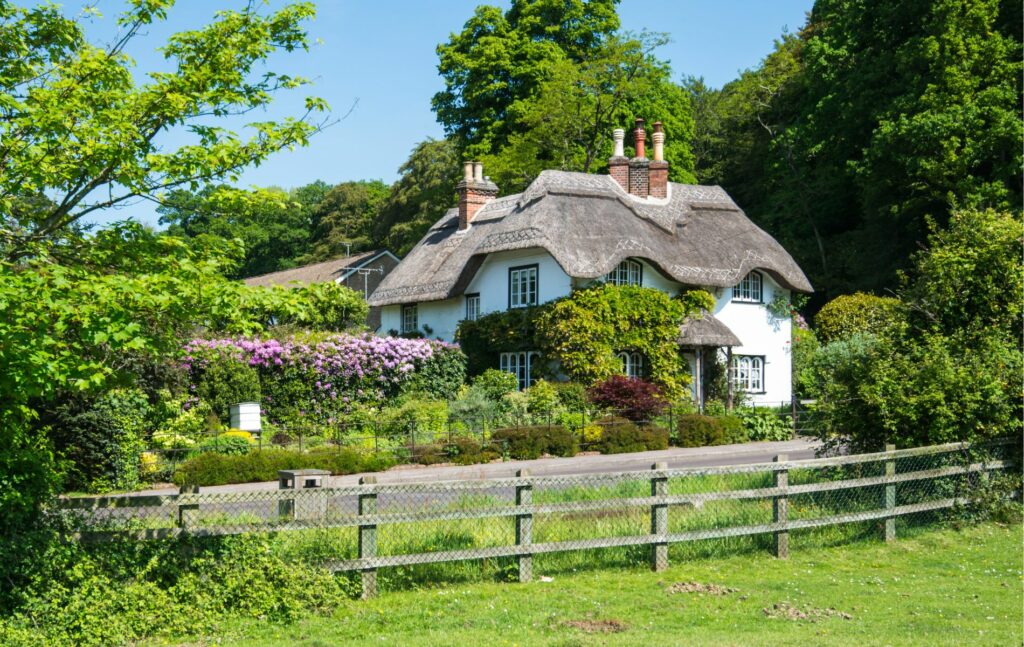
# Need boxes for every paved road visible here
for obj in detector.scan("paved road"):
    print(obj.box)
[136,438,820,496]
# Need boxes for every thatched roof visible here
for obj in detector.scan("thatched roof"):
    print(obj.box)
[368,171,812,306]
[678,312,742,347]
[244,250,393,287]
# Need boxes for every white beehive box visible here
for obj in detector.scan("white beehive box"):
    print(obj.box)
[229,402,262,432]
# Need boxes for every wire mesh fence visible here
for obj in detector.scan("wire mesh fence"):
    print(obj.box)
[61,439,1017,597]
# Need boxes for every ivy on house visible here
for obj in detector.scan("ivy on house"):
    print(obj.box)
[457,285,715,399]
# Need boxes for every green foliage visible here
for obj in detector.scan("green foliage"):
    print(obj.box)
[791,327,820,399]
[735,408,792,442]
[473,369,520,402]
[447,385,498,423]
[592,416,669,454]
[380,399,449,440]
[301,180,392,262]
[0,1,327,259]
[536,285,715,398]
[490,425,578,460]
[456,307,545,376]
[401,345,468,399]
[551,381,589,412]
[446,436,500,466]
[193,354,261,425]
[676,415,748,448]
[526,379,560,415]
[172,447,393,487]
[815,293,905,344]
[193,434,253,457]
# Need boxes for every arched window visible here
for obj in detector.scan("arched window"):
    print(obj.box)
[732,271,763,303]
[730,355,765,393]
[605,259,642,286]
[618,351,645,378]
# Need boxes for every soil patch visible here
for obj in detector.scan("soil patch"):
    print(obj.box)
[763,602,853,622]
[666,581,738,595]
[561,619,629,634]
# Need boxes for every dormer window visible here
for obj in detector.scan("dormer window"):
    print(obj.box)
[605,259,642,286]
[733,271,763,303]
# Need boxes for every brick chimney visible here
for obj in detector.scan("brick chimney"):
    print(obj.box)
[649,121,669,198]
[608,128,628,191]
[628,118,649,198]
[457,161,498,230]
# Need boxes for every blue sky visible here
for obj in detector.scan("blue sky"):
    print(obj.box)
[83,0,812,227]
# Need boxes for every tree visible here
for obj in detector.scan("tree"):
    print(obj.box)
[301,180,391,262]
[372,139,461,256]
[0,1,329,260]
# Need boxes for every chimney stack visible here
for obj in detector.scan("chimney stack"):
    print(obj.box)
[649,121,669,198]
[457,160,498,230]
[608,128,628,190]
[628,118,650,197]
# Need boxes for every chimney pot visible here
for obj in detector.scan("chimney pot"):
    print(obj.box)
[463,161,473,182]
[652,121,665,163]
[458,162,498,230]
[612,128,625,157]
[633,118,646,159]
[649,121,669,198]
[473,161,484,182]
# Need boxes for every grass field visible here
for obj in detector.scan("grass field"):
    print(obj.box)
[163,522,1022,646]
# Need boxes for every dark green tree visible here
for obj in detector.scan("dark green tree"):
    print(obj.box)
[301,180,391,262]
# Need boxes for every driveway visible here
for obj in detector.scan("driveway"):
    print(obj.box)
[135,437,820,496]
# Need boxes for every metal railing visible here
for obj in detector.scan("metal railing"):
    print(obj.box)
[61,439,1016,597]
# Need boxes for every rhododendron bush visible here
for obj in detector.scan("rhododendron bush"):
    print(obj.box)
[182,335,466,428]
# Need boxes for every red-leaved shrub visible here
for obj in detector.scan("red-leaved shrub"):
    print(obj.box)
[587,376,668,422]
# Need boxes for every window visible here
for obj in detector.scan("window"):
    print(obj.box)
[465,293,480,321]
[509,264,538,308]
[401,303,418,334]
[732,271,763,303]
[730,355,765,393]
[499,351,539,390]
[605,259,642,286]
[618,351,645,378]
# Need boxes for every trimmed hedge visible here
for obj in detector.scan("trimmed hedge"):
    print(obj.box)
[676,415,748,448]
[172,447,394,487]
[592,416,669,453]
[490,425,578,460]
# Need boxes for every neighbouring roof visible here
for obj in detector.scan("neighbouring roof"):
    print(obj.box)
[243,250,395,288]
[678,311,742,348]
[367,170,812,306]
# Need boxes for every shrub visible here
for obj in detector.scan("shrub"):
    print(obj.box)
[448,385,498,425]
[401,344,468,399]
[525,379,560,415]
[192,353,261,424]
[409,443,446,465]
[676,415,748,448]
[172,447,393,487]
[592,416,669,454]
[736,408,792,441]
[473,369,519,402]
[381,398,448,440]
[490,425,577,460]
[814,292,905,344]
[446,436,499,465]
[587,375,668,422]
[193,433,252,456]
[552,381,588,411]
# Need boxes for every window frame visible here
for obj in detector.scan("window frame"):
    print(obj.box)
[617,350,645,378]
[732,270,764,304]
[464,292,480,321]
[730,354,766,394]
[606,259,643,287]
[400,303,418,334]
[508,263,539,309]
[499,350,539,390]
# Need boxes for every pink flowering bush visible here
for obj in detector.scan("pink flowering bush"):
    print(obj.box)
[182,334,465,429]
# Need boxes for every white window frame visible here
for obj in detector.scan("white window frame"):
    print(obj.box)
[733,271,763,303]
[401,303,418,334]
[508,264,538,309]
[730,355,765,393]
[605,259,642,286]
[499,351,539,390]
[617,351,644,378]
[465,293,480,321]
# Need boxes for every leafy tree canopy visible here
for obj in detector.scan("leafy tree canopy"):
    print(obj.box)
[0,0,329,260]
[301,180,391,263]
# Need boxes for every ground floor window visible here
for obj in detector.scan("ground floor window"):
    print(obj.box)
[730,355,765,393]
[618,351,644,378]
[499,351,539,390]
[401,303,418,334]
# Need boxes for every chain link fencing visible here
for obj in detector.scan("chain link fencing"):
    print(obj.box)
[61,439,1018,597]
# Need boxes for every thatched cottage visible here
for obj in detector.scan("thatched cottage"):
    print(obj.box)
[368,120,812,406]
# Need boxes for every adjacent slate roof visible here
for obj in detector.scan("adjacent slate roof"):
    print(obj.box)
[244,250,389,287]
[678,312,742,348]
[368,171,812,306]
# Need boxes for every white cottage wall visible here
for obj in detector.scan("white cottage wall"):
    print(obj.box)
[712,274,792,406]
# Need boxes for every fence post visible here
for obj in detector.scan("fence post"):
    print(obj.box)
[177,484,199,529]
[515,469,533,582]
[884,443,896,542]
[650,462,668,572]
[773,454,789,558]
[358,476,378,599]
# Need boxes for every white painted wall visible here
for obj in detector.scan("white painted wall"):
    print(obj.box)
[712,275,792,407]
[380,249,795,407]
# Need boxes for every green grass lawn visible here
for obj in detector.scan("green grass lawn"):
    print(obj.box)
[166,522,1022,646]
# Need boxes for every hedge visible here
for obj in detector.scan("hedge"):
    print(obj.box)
[172,447,394,487]
[490,425,578,460]
[592,416,669,453]
[676,414,748,448]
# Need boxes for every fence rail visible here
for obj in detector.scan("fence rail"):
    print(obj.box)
[59,439,1016,597]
